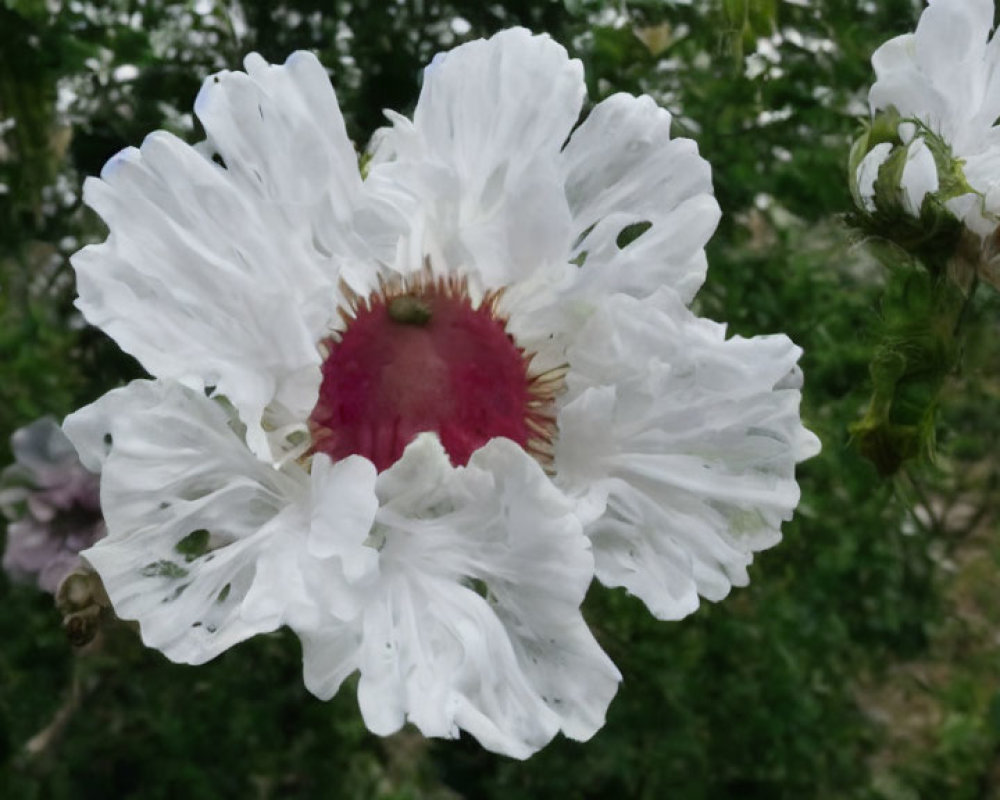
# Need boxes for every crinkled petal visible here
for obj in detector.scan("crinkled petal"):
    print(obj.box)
[466,440,621,743]
[413,29,584,171]
[556,289,819,620]
[72,52,377,460]
[355,571,552,759]
[507,92,720,373]
[197,52,360,212]
[63,379,317,664]
[300,625,362,700]
[314,434,620,759]
[367,28,582,291]
[560,93,720,306]
[282,454,384,697]
[307,454,378,571]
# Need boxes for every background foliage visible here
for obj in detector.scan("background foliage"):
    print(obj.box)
[2,0,999,797]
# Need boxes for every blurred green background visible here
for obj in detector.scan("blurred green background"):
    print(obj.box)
[2,0,1000,797]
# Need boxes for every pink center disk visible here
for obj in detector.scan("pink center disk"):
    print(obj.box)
[310,289,533,471]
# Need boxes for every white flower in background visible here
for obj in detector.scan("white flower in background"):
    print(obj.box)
[65,28,817,756]
[863,0,1000,235]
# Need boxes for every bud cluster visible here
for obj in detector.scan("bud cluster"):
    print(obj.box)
[846,0,1000,474]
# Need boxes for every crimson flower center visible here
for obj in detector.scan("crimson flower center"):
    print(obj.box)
[309,278,557,471]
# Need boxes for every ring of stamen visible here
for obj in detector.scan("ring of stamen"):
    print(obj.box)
[309,270,562,472]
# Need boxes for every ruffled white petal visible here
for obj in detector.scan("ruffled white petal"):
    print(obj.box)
[502,93,720,374]
[364,36,723,381]
[63,379,334,664]
[72,52,381,461]
[453,438,620,743]
[869,35,952,143]
[414,29,584,172]
[559,93,720,306]
[306,454,378,571]
[197,52,359,212]
[278,455,385,697]
[300,434,619,759]
[299,625,362,700]
[556,289,819,620]
[367,28,583,291]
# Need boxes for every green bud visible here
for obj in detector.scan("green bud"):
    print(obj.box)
[55,568,110,648]
[56,568,109,616]
[388,295,432,325]
[869,106,903,149]
[64,606,103,648]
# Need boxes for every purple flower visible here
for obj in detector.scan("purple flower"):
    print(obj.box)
[1,417,104,593]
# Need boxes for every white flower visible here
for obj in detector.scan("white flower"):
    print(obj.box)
[65,29,816,756]
[866,0,1000,234]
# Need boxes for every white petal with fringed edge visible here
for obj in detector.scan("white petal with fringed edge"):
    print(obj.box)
[71,52,402,462]
[555,289,820,620]
[301,435,619,760]
[366,32,720,373]
[64,380,377,663]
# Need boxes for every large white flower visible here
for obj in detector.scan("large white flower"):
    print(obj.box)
[65,28,816,757]
[864,0,1000,235]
